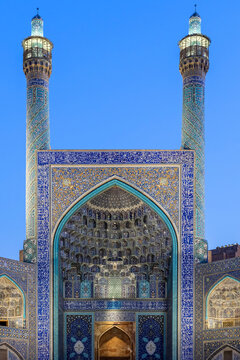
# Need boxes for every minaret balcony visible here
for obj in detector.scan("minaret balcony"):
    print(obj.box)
[22,36,53,62]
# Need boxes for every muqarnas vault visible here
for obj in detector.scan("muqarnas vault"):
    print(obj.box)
[0,9,240,360]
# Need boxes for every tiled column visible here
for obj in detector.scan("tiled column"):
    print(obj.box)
[179,11,210,262]
[22,12,53,262]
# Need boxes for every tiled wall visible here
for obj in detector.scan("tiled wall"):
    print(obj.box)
[195,257,240,359]
[37,150,195,360]
[0,257,37,359]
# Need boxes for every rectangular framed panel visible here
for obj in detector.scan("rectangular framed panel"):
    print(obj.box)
[64,312,94,360]
[136,312,166,360]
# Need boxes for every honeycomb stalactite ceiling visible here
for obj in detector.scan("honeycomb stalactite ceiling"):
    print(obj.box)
[88,186,143,211]
[59,186,172,299]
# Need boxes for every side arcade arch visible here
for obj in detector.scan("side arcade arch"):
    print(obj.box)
[52,178,179,360]
[0,274,26,328]
[0,343,24,360]
[208,345,240,360]
[205,275,240,329]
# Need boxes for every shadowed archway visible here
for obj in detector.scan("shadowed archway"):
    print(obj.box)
[0,343,24,360]
[208,345,240,360]
[98,326,132,360]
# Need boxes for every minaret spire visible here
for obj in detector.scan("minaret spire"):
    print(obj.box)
[22,11,53,262]
[179,11,210,263]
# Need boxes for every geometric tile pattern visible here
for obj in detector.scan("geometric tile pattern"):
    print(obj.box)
[0,256,37,359]
[22,14,53,262]
[80,281,92,299]
[51,165,180,234]
[24,78,50,262]
[139,280,150,298]
[179,14,210,264]
[23,238,37,264]
[195,257,240,360]
[0,266,35,359]
[65,313,93,360]
[205,341,240,360]
[136,313,165,359]
[182,75,207,263]
[37,149,195,360]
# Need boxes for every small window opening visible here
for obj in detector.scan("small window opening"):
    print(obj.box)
[0,320,8,326]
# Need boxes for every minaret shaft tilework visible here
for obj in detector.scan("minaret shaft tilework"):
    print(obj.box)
[179,12,210,262]
[22,14,53,262]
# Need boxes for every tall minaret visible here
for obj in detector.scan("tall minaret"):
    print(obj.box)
[22,10,53,262]
[179,9,210,263]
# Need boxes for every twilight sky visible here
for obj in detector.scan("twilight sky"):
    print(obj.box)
[0,0,239,260]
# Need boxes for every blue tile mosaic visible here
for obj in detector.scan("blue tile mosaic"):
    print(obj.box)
[36,150,195,360]
[195,258,240,359]
[65,313,93,360]
[0,257,36,359]
[136,313,165,360]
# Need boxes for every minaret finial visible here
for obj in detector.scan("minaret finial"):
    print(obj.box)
[37,7,39,14]
[194,4,197,12]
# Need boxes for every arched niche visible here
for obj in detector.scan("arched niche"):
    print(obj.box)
[208,345,240,360]
[60,192,172,300]
[0,275,26,328]
[53,178,178,360]
[206,276,240,329]
[98,326,132,360]
[0,343,24,360]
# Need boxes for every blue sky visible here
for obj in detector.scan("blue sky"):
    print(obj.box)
[0,0,239,260]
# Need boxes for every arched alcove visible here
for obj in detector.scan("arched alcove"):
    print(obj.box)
[206,276,240,329]
[98,326,132,360]
[208,345,240,360]
[60,187,172,300]
[0,275,26,328]
[53,178,178,360]
[0,343,24,360]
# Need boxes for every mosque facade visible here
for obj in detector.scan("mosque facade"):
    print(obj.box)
[0,10,239,360]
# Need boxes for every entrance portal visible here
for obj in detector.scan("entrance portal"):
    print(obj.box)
[95,322,135,360]
[55,181,177,359]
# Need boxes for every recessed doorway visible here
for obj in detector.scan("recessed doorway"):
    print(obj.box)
[95,321,135,360]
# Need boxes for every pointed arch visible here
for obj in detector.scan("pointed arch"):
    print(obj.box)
[206,275,240,319]
[52,178,178,360]
[98,326,132,360]
[0,342,24,360]
[207,344,240,360]
[52,175,179,238]
[205,275,240,329]
[0,274,26,319]
[99,325,131,345]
